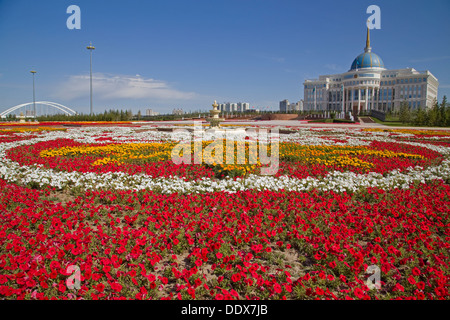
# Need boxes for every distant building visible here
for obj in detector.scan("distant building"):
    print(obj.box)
[25,110,35,117]
[279,100,289,113]
[238,102,250,112]
[172,108,184,115]
[289,101,303,112]
[145,109,159,116]
[280,100,304,112]
[218,102,250,113]
[303,25,439,114]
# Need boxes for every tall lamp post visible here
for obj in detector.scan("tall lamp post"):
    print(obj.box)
[30,70,37,121]
[86,42,95,116]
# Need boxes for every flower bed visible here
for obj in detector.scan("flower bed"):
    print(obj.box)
[0,125,449,300]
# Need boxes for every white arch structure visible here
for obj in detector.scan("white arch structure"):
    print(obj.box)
[0,101,77,118]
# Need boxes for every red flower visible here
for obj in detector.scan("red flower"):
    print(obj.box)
[92,273,102,281]
[195,259,203,267]
[412,267,421,276]
[273,283,282,294]
[393,283,405,292]
[435,287,446,297]
[58,283,66,293]
[353,287,364,299]
[110,282,123,293]
[26,279,36,288]
[231,274,241,283]
[416,282,425,290]
[1,142,449,301]
[96,283,105,293]
[416,291,425,300]
[316,287,324,296]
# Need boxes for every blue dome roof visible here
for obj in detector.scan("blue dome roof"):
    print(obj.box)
[350,52,384,70]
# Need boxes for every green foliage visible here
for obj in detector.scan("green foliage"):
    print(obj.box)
[36,109,135,122]
[413,106,426,126]
[399,100,411,124]
[446,104,450,127]
[333,119,355,124]
[440,96,448,126]
[427,100,439,127]
[393,96,449,127]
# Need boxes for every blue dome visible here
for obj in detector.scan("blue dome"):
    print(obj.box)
[350,52,384,70]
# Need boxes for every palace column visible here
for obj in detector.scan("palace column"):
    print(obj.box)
[342,87,346,114]
[364,86,369,112]
[346,88,348,113]
[358,87,361,115]
[375,88,380,111]
[371,86,375,111]
[349,88,351,114]
[375,88,379,111]
[351,88,354,116]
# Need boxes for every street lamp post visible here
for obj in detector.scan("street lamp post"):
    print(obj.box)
[30,70,37,120]
[86,42,95,116]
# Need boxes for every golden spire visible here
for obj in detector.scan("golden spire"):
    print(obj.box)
[365,19,371,53]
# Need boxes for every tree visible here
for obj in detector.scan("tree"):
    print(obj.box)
[126,110,133,121]
[399,100,411,124]
[439,96,447,127]
[445,97,450,127]
[427,99,439,127]
[413,106,426,126]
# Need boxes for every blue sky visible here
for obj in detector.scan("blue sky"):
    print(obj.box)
[0,0,449,115]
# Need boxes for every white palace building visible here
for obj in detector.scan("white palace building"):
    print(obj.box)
[303,26,439,116]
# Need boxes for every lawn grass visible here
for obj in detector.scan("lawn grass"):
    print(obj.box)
[370,117,416,127]
[308,119,356,124]
[308,119,333,123]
